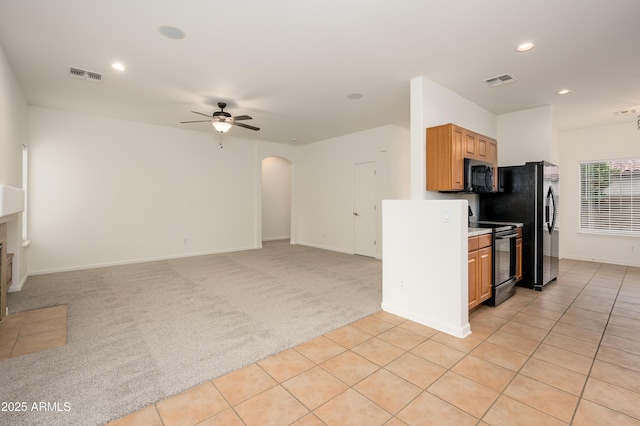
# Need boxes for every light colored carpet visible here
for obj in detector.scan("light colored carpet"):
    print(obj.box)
[1,240,382,426]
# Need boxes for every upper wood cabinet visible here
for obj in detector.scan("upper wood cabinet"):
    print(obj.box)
[464,131,477,159]
[426,123,498,192]
[488,137,498,191]
[477,135,488,160]
[426,123,465,191]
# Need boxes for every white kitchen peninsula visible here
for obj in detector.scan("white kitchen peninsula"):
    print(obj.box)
[382,200,470,337]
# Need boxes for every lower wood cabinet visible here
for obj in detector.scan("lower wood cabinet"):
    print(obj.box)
[468,234,492,310]
[516,231,523,282]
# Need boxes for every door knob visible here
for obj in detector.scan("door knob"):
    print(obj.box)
[353,212,359,216]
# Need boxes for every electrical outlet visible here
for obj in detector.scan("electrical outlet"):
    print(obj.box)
[399,280,405,290]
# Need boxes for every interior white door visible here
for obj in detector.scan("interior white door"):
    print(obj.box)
[353,162,377,257]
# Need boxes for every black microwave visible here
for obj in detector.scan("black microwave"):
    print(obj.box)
[464,158,494,193]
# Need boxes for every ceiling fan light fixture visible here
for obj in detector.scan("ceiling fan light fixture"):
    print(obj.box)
[212,121,232,133]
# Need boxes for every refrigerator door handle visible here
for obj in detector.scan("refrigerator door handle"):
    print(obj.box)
[546,186,557,233]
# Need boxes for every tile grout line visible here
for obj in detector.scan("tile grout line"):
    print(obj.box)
[473,285,565,424]
[567,262,628,425]
[114,261,640,426]
[470,261,607,424]
[8,315,24,358]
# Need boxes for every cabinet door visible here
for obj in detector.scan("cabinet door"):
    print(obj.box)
[464,131,477,159]
[488,138,498,191]
[468,251,480,309]
[477,136,488,160]
[426,124,464,191]
[451,126,464,190]
[479,246,492,302]
[516,238,523,282]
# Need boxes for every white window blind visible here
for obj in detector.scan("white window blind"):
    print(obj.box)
[580,159,640,235]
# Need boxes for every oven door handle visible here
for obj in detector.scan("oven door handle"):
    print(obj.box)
[495,232,518,240]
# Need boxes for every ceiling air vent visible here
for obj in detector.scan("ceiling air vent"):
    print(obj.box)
[68,66,104,83]
[69,67,86,79]
[484,73,517,87]
[614,106,639,116]
[86,71,103,83]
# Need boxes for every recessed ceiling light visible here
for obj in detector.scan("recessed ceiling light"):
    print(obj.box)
[516,42,535,52]
[159,26,186,40]
[347,93,363,100]
[557,89,572,95]
[111,63,125,71]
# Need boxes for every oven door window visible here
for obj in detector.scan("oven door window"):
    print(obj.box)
[494,235,516,285]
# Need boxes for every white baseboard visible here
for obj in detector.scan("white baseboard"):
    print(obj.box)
[262,236,291,242]
[560,254,640,268]
[28,245,259,276]
[7,275,27,292]
[381,302,471,338]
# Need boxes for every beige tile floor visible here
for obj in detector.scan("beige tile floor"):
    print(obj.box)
[8,259,640,426]
[104,259,640,425]
[0,304,67,359]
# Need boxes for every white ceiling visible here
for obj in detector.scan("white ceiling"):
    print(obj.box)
[0,0,639,145]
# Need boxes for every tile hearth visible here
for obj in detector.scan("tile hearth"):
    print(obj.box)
[0,305,68,359]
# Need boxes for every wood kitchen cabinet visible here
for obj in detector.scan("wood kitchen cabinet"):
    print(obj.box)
[516,227,523,282]
[464,131,477,159]
[426,124,465,191]
[468,234,492,310]
[488,138,498,191]
[477,135,489,161]
[426,123,498,192]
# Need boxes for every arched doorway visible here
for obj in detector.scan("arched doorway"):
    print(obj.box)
[261,157,292,242]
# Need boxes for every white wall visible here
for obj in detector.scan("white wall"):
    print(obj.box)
[410,76,497,201]
[25,108,407,273]
[497,105,556,166]
[382,200,470,337]
[261,157,291,241]
[296,125,409,257]
[558,121,640,267]
[393,76,496,334]
[0,42,27,290]
[28,107,260,273]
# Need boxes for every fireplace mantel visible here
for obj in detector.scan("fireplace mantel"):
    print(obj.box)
[0,184,25,222]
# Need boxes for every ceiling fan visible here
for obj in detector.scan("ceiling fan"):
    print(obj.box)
[180,102,260,133]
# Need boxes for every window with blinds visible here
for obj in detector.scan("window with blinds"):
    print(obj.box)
[580,159,640,235]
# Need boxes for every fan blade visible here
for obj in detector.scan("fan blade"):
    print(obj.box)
[233,115,253,121]
[191,111,212,118]
[180,120,210,123]
[234,122,260,131]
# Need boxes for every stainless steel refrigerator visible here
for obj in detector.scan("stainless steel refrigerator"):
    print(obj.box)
[479,161,559,290]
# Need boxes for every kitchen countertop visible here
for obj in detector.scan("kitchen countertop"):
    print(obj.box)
[468,227,492,237]
[468,221,524,237]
